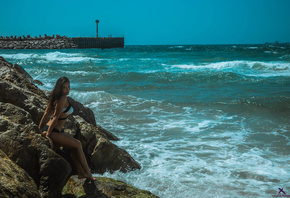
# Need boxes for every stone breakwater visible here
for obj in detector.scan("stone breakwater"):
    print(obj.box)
[0,56,158,198]
[0,34,125,49]
[0,34,77,49]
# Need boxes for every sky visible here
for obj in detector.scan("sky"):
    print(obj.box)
[0,0,290,45]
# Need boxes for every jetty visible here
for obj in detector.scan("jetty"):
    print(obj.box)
[0,20,124,49]
[72,37,124,49]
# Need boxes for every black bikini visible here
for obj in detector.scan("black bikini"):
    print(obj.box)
[42,125,60,133]
[42,100,74,133]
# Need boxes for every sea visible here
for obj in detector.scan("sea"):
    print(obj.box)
[1,45,289,198]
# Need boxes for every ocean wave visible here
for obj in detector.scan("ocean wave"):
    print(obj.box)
[0,53,40,61]
[169,46,184,49]
[279,54,290,60]
[215,96,290,117]
[99,117,289,198]
[247,46,259,50]
[170,60,290,77]
[41,52,92,63]
[97,71,251,86]
[0,51,106,65]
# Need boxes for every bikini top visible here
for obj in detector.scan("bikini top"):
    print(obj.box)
[58,100,74,120]
[49,100,74,121]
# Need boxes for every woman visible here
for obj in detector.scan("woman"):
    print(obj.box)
[39,77,95,181]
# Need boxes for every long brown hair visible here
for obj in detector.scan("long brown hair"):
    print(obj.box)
[47,77,70,112]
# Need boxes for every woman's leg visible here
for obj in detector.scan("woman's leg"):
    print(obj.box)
[50,132,95,181]
[70,151,85,178]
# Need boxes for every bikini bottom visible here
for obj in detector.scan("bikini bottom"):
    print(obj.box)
[42,125,60,133]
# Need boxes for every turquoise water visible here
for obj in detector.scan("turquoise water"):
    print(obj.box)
[1,45,290,197]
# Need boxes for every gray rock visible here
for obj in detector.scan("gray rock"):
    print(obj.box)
[63,176,159,198]
[0,149,41,198]
[0,102,71,198]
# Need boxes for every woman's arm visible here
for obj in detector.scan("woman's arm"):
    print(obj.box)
[38,103,52,131]
[46,96,67,137]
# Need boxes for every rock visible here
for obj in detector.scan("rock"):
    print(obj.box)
[0,56,47,98]
[0,57,48,125]
[68,97,96,127]
[33,79,44,86]
[13,63,33,81]
[0,36,80,49]
[0,149,40,198]
[0,102,72,198]
[90,135,141,174]
[95,125,119,141]
[72,116,140,174]
[62,176,159,198]
[67,96,118,141]
[0,79,47,124]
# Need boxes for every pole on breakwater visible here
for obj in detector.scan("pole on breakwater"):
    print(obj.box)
[95,19,99,38]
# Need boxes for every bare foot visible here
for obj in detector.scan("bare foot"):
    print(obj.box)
[78,173,96,181]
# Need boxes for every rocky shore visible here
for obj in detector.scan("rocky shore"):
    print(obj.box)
[0,35,77,49]
[0,56,158,198]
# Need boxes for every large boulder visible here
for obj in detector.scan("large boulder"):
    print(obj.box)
[0,102,72,198]
[68,96,97,127]
[0,149,40,198]
[0,56,47,125]
[62,176,159,198]
[73,116,141,174]
[0,79,47,124]
[0,56,46,98]
[68,96,119,141]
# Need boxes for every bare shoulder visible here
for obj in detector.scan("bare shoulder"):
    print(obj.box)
[59,96,67,102]
[56,96,67,107]
[59,96,67,104]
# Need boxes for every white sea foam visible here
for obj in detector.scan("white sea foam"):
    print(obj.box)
[248,46,259,49]
[73,88,289,197]
[169,46,184,49]
[171,61,245,70]
[0,53,33,59]
[71,90,281,197]
[60,70,95,76]
[279,54,290,59]
[69,90,111,105]
[41,52,97,64]
[0,51,104,64]
[97,126,289,197]
[170,60,290,77]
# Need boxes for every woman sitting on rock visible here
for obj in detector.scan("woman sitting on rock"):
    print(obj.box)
[39,76,96,181]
